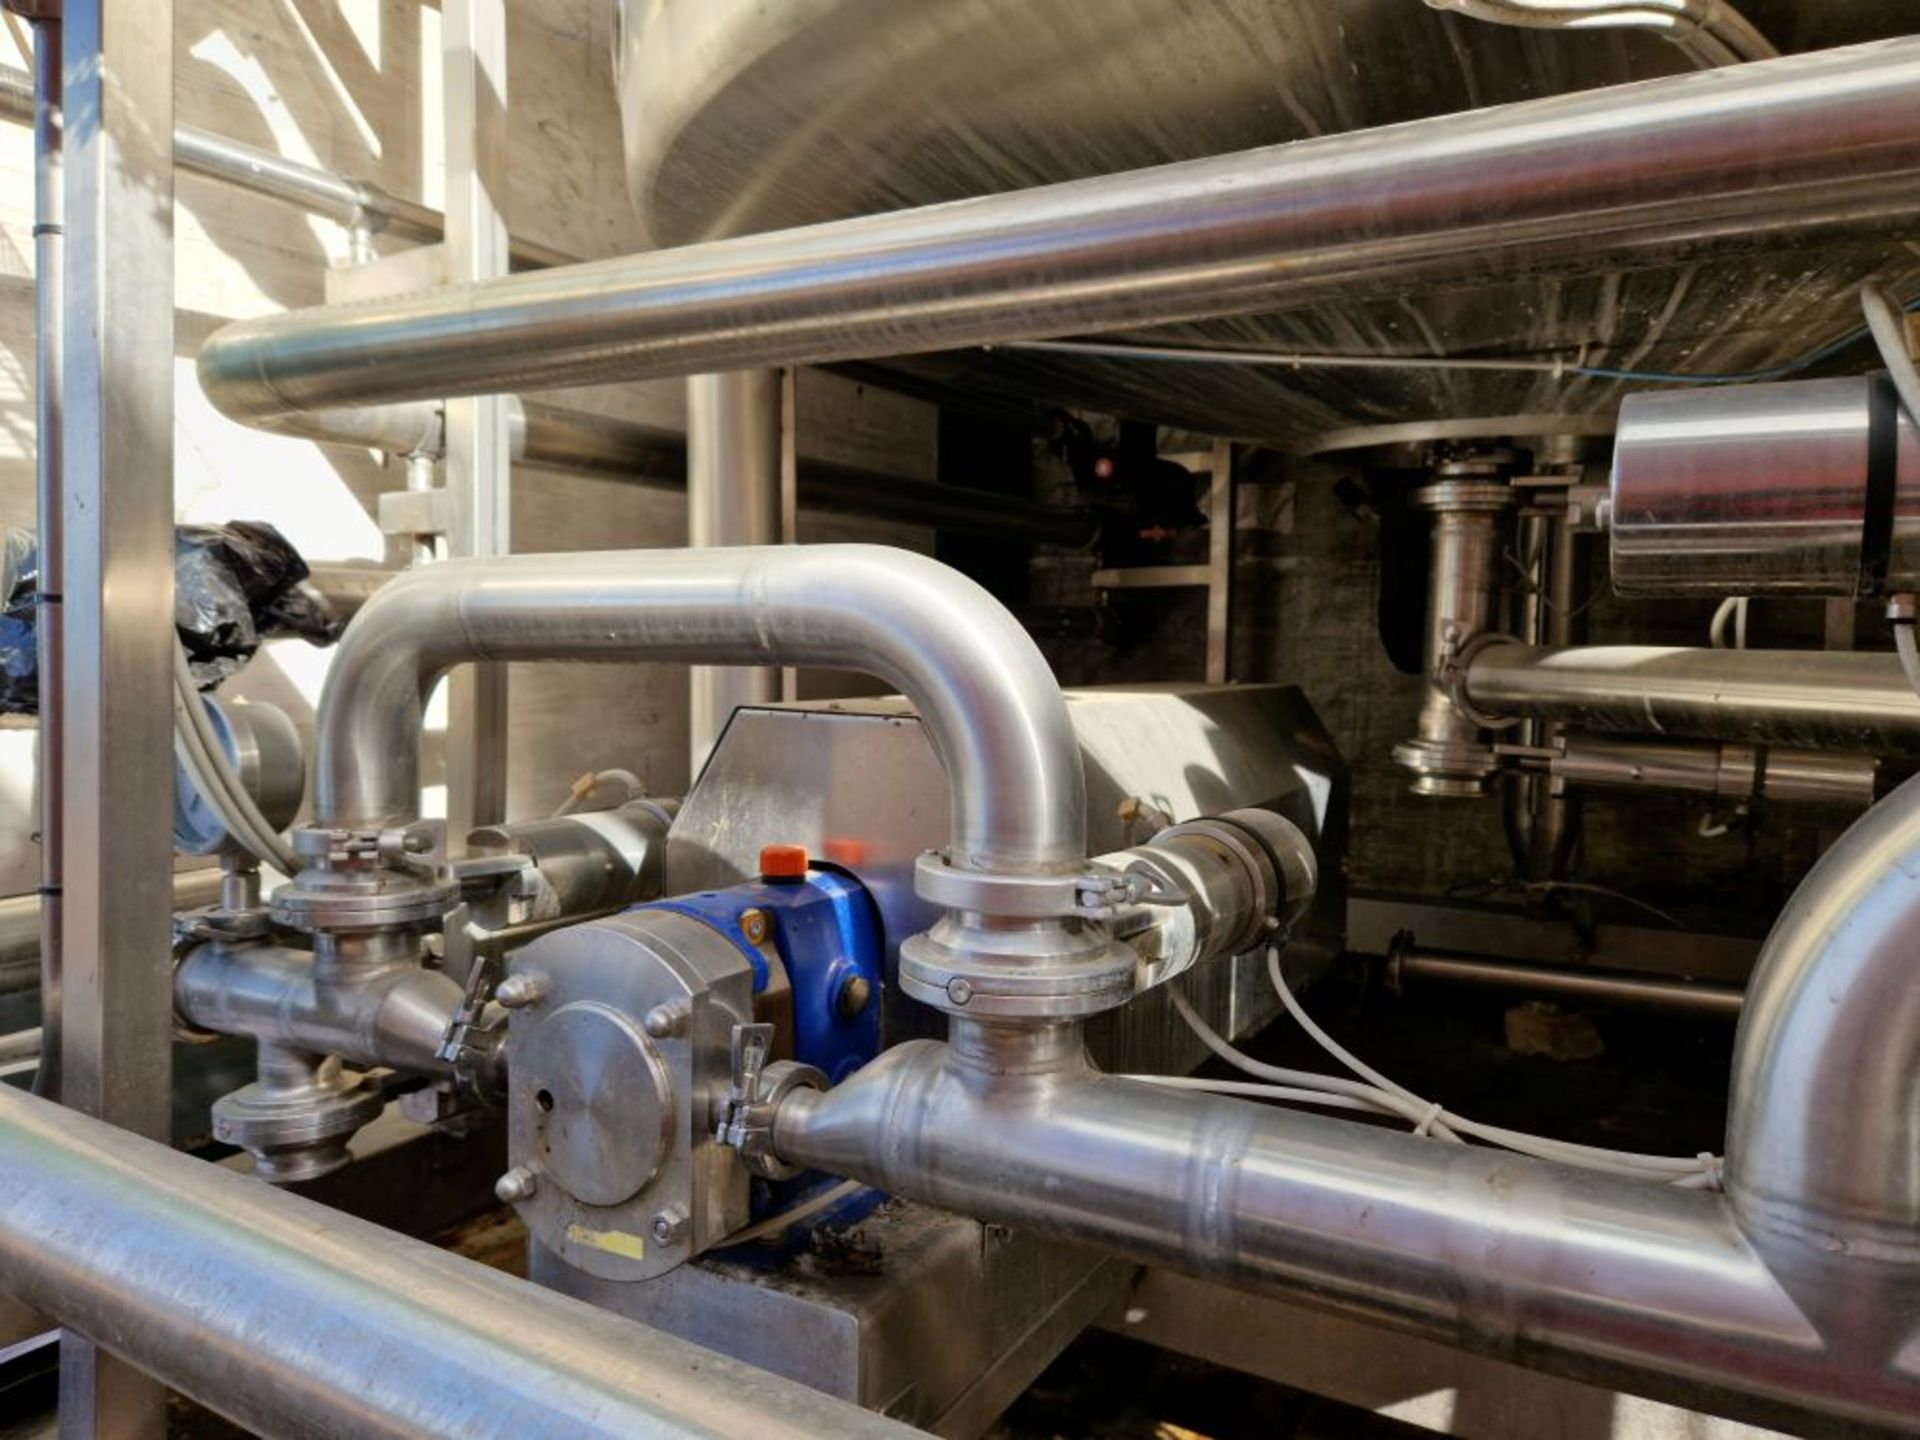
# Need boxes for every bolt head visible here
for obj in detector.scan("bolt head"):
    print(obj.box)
[643,1003,685,1039]
[946,977,973,1006]
[738,908,771,946]
[495,972,546,1009]
[649,1208,687,1244]
[835,974,873,1020]
[494,1165,538,1204]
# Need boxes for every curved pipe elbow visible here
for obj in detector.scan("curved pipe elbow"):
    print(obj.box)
[313,545,1085,872]
[1727,771,1920,1261]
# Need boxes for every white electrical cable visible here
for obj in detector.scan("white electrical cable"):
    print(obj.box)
[1161,959,1721,1185]
[550,767,644,818]
[172,642,297,874]
[1259,950,1717,1182]
[1115,1072,1384,1116]
[1708,595,1748,650]
[1863,283,1920,431]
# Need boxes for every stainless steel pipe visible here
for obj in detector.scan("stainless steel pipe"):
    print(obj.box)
[0,1082,915,1440]
[1464,644,1920,755]
[314,545,1084,871]
[1550,733,1880,810]
[688,372,783,768]
[772,1022,1919,1434]
[197,41,1920,424]
[1387,945,1745,1019]
[1728,769,1920,1262]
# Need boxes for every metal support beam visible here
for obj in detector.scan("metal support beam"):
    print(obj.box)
[26,12,60,1100]
[687,370,783,770]
[54,1,176,1433]
[441,0,511,839]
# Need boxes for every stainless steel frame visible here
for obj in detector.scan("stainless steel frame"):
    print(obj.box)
[688,372,783,768]
[195,42,1920,426]
[54,3,177,1432]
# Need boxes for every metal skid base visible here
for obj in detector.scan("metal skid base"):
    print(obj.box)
[532,1195,1130,1436]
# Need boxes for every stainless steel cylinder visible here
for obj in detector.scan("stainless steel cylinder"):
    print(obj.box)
[1610,377,1920,597]
[1552,734,1879,810]
[196,42,1920,426]
[1465,644,1920,756]
[314,545,1085,872]
[688,370,783,769]
[771,1028,1920,1433]
[466,799,675,920]
[0,1082,916,1439]
[1387,945,1745,1019]
[1393,473,1512,797]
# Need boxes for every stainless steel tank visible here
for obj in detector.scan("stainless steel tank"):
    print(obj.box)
[614,0,1918,449]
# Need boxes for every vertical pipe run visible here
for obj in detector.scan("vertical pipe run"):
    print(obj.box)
[687,371,782,770]
[28,17,61,1100]
[1394,462,1513,796]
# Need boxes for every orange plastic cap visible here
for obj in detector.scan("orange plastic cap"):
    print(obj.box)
[759,843,810,881]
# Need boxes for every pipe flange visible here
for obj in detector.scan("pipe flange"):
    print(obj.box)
[1443,631,1525,731]
[212,1072,384,1184]
[271,827,459,934]
[898,912,1136,1020]
[912,850,1156,922]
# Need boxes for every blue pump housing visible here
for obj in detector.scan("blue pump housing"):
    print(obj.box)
[640,867,883,1084]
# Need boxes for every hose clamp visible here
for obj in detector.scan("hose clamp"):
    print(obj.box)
[912,850,1181,921]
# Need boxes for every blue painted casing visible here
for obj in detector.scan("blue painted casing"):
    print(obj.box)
[640,868,883,1084]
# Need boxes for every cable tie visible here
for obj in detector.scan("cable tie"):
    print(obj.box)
[1413,1100,1445,1137]
[1696,1152,1724,1190]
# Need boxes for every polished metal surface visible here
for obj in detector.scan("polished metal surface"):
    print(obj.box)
[1387,945,1745,1019]
[1728,769,1920,1261]
[174,939,470,1080]
[467,799,675,922]
[28,17,60,1101]
[505,909,755,1282]
[0,1082,920,1439]
[1465,644,1920,755]
[772,1021,1920,1434]
[665,685,1348,1072]
[313,546,1085,876]
[56,4,178,1430]
[440,0,513,845]
[1424,0,1778,69]
[1548,733,1879,810]
[1611,377,1920,597]
[199,42,1920,438]
[688,372,782,768]
[613,6,1918,444]
[1394,472,1512,796]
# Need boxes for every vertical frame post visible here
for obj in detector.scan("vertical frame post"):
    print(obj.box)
[56,0,177,1431]
[441,0,511,839]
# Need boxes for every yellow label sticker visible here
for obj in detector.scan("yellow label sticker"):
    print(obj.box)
[566,1222,646,1261]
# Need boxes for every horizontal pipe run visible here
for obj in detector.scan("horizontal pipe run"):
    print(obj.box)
[1465,645,1920,756]
[0,872,223,997]
[772,1028,1919,1434]
[197,41,1920,424]
[1387,946,1745,1019]
[1548,733,1880,810]
[313,545,1085,873]
[279,399,1096,548]
[0,64,569,271]
[0,1083,916,1440]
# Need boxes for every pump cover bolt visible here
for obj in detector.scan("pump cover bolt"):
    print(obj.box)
[495,973,546,1009]
[494,1165,539,1203]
